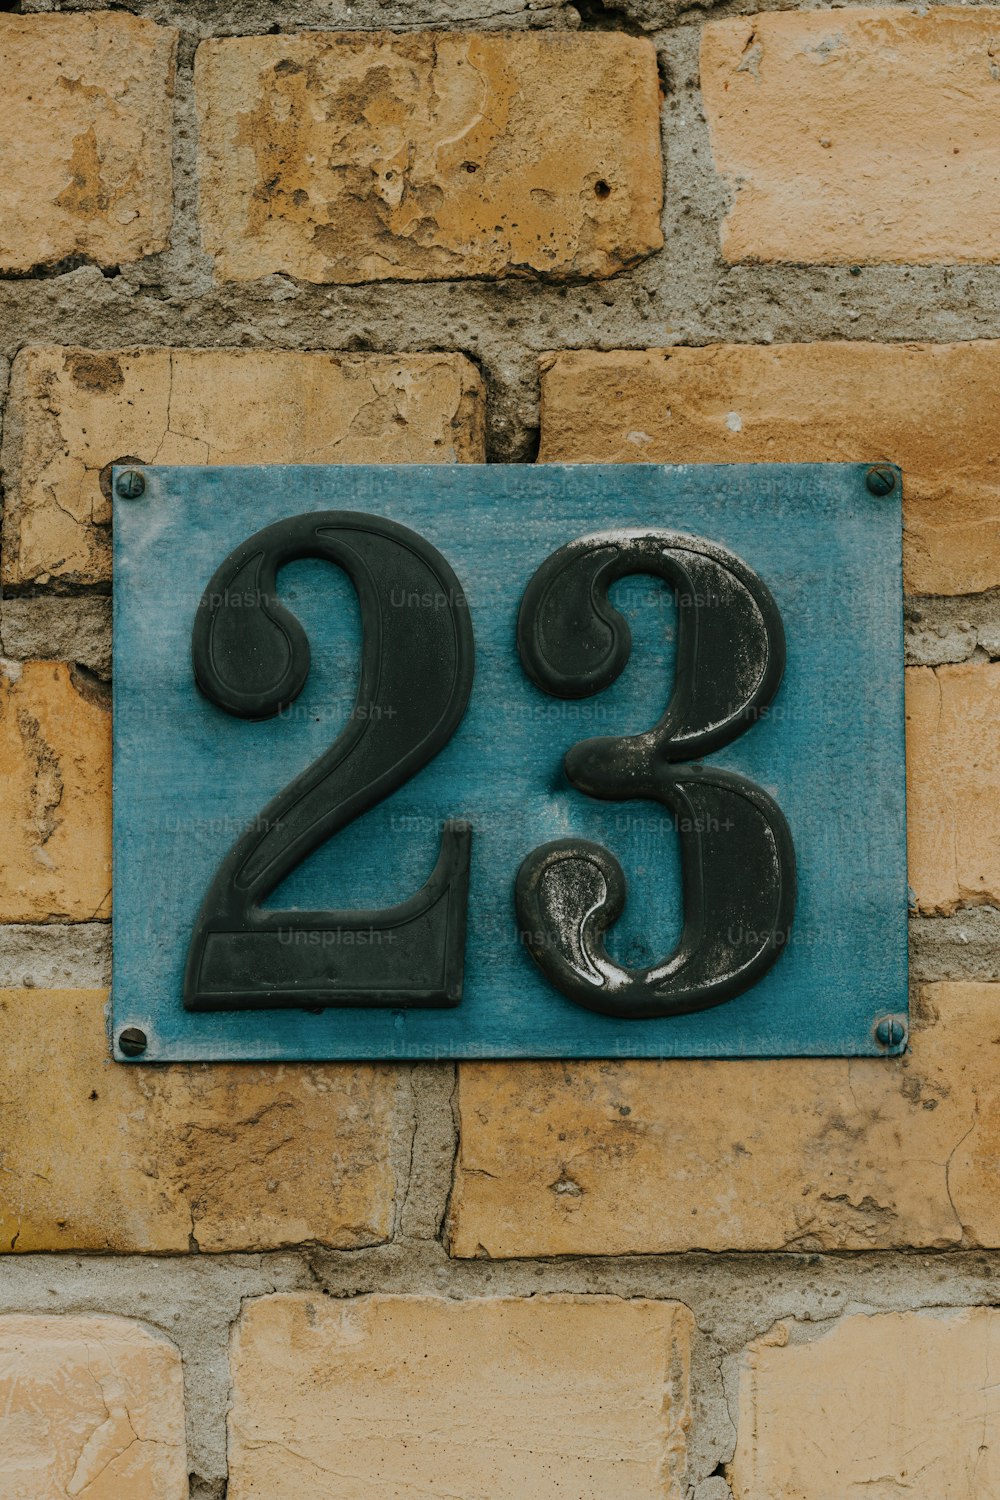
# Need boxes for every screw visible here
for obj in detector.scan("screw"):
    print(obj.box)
[874,1016,906,1050]
[118,1026,148,1057]
[865,464,896,497]
[115,468,146,500]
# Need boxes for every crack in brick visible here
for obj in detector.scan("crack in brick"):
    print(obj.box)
[15,707,64,848]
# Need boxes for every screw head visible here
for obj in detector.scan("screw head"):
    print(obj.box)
[118,1026,148,1057]
[874,1016,906,1050]
[865,464,897,497]
[115,468,146,500]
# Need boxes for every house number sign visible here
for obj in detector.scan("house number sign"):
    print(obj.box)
[112,463,907,1062]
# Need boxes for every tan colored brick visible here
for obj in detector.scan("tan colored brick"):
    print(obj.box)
[538,344,1000,595]
[0,989,403,1253]
[450,983,999,1256]
[701,8,1000,264]
[0,1314,186,1497]
[906,663,1000,915]
[0,15,176,272]
[0,662,110,924]
[195,32,663,284]
[228,1294,692,1500]
[1,347,486,587]
[729,1310,1000,1499]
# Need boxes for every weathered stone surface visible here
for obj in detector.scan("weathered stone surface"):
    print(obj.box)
[0,1313,186,1498]
[910,906,1000,985]
[728,1309,1000,1498]
[195,31,663,283]
[0,598,112,680]
[0,923,110,991]
[701,9,1000,264]
[538,344,1000,595]
[905,592,1000,669]
[906,663,1000,915]
[228,1294,692,1499]
[0,989,403,1253]
[1,347,486,587]
[0,15,176,272]
[450,983,999,1255]
[0,662,110,924]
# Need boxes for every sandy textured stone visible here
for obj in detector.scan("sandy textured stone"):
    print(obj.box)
[1,346,486,587]
[228,1294,692,1500]
[450,983,1000,1255]
[0,662,110,924]
[0,989,403,1253]
[906,663,1000,915]
[539,344,1000,595]
[0,1313,186,1498]
[729,1309,1000,1498]
[195,31,663,283]
[701,8,1000,264]
[0,15,176,272]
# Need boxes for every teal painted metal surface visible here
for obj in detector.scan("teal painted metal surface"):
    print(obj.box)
[112,463,907,1061]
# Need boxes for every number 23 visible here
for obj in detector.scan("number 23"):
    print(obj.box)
[184,513,795,1021]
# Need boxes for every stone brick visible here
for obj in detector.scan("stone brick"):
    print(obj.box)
[728,1309,1000,1498]
[1,347,486,587]
[450,983,998,1255]
[195,31,663,283]
[538,344,1000,595]
[906,663,1000,915]
[0,15,176,272]
[228,1294,692,1500]
[0,989,403,1253]
[0,1314,186,1498]
[701,8,1000,264]
[0,662,110,925]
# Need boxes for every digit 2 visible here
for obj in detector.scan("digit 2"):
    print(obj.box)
[183,511,474,1012]
[515,529,796,1020]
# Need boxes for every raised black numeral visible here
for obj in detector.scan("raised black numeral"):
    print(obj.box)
[515,529,796,1020]
[184,512,474,1012]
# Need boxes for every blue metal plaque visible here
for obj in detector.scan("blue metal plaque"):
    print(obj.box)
[112,463,907,1061]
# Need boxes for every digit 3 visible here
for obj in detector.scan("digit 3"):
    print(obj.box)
[515,529,796,1020]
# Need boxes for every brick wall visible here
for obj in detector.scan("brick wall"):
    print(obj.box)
[2,4,999,1497]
